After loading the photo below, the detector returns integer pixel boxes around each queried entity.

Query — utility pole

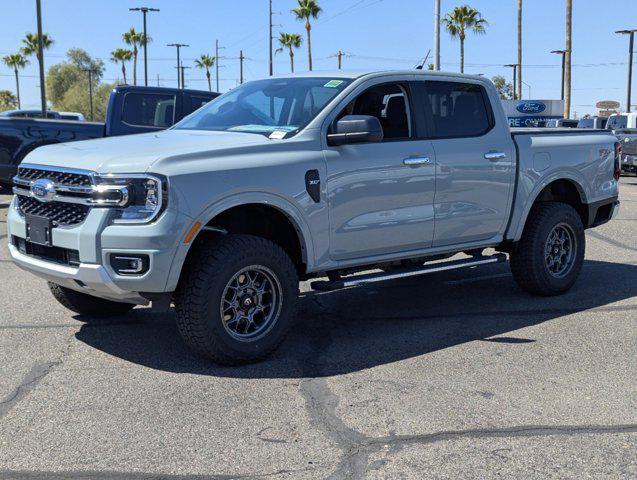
[616,29,637,113]
[239,50,245,84]
[156,73,160,87]
[215,39,225,92]
[505,64,518,101]
[564,0,572,119]
[177,62,191,89]
[129,7,159,87]
[35,0,47,117]
[517,0,523,99]
[337,50,343,70]
[551,50,568,101]
[82,69,97,121]
[269,0,274,76]
[167,43,188,89]
[434,0,441,70]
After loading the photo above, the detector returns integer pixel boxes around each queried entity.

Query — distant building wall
[502,99,565,127]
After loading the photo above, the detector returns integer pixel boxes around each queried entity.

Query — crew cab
[0,85,219,186]
[7,70,620,365]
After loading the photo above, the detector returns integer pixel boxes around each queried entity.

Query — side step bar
[311,253,508,292]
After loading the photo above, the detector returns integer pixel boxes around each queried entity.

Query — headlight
[95,174,167,224]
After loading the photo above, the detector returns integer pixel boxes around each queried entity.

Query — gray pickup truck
[7,70,621,365]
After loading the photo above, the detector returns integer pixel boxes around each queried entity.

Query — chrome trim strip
[13,184,129,207]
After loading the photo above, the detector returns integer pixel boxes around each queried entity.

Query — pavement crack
[0,361,60,419]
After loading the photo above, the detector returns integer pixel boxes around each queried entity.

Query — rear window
[607,115,628,130]
[577,119,593,128]
[425,81,492,138]
[122,93,176,127]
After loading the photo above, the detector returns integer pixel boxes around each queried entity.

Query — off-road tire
[48,282,135,317]
[174,234,299,365]
[510,202,585,296]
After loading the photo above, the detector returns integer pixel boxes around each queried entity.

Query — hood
[21,129,272,174]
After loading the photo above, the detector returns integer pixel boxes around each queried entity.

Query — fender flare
[165,192,315,291]
[509,171,589,242]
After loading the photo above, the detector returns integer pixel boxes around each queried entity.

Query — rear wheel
[48,282,135,317]
[174,235,299,365]
[510,202,585,296]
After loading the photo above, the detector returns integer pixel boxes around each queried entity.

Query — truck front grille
[622,142,637,156]
[17,196,90,227]
[17,167,93,187]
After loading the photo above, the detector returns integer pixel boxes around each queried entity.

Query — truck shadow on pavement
[75,259,637,378]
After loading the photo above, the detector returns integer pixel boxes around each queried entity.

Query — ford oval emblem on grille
[31,178,56,203]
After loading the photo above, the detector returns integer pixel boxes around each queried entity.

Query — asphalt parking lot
[0,179,635,480]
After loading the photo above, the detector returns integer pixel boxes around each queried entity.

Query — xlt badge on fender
[305,170,320,203]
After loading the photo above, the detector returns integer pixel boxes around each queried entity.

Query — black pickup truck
[0,85,219,186]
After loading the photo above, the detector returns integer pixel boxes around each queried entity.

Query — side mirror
[327,115,384,146]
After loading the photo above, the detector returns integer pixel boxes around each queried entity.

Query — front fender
[164,191,315,292]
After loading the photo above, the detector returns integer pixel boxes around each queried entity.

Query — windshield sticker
[269,131,289,140]
[324,79,344,88]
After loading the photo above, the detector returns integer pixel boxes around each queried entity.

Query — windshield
[174,77,352,137]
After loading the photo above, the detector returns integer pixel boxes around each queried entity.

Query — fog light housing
[110,254,150,276]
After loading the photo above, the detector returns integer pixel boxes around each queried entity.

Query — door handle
[484,151,507,162]
[403,157,431,166]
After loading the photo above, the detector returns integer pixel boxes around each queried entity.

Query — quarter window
[424,81,492,138]
[122,93,176,127]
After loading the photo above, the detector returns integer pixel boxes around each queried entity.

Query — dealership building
[502,100,565,127]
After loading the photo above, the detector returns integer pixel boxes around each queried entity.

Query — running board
[311,253,508,292]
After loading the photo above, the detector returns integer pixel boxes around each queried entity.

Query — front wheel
[174,235,299,365]
[510,202,585,296]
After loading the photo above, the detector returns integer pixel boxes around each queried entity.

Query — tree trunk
[564,0,572,118]
[289,48,294,73]
[133,47,138,86]
[207,70,211,92]
[121,62,127,85]
[14,68,20,110]
[517,0,523,99]
[460,37,465,73]
[306,21,313,71]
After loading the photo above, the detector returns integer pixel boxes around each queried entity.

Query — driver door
[323,78,437,261]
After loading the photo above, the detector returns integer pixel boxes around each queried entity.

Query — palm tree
[122,28,144,85]
[20,32,53,61]
[110,48,133,85]
[2,53,29,109]
[194,54,216,91]
[292,0,322,71]
[276,33,303,73]
[442,5,487,73]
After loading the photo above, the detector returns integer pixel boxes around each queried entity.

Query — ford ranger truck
[7,71,621,365]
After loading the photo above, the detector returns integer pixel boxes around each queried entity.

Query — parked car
[545,118,579,128]
[58,111,86,121]
[577,116,608,129]
[0,109,62,119]
[0,85,219,186]
[605,113,637,174]
[7,70,620,364]
[606,112,637,131]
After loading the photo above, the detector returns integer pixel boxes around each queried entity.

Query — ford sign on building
[502,99,564,127]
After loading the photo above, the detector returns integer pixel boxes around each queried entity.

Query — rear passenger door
[414,80,515,247]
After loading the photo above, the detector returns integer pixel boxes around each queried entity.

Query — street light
[616,29,637,112]
[167,43,188,89]
[130,7,160,87]
[35,0,47,117]
[505,64,519,100]
[551,50,568,101]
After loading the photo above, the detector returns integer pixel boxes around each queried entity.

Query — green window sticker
[324,79,344,88]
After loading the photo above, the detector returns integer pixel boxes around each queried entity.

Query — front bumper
[7,196,193,305]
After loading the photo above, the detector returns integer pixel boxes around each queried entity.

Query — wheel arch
[509,176,589,242]
[167,193,314,292]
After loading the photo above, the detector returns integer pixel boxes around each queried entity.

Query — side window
[337,83,412,140]
[187,96,213,116]
[122,93,176,127]
[424,81,492,138]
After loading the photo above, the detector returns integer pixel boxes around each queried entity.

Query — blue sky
[1,0,635,116]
